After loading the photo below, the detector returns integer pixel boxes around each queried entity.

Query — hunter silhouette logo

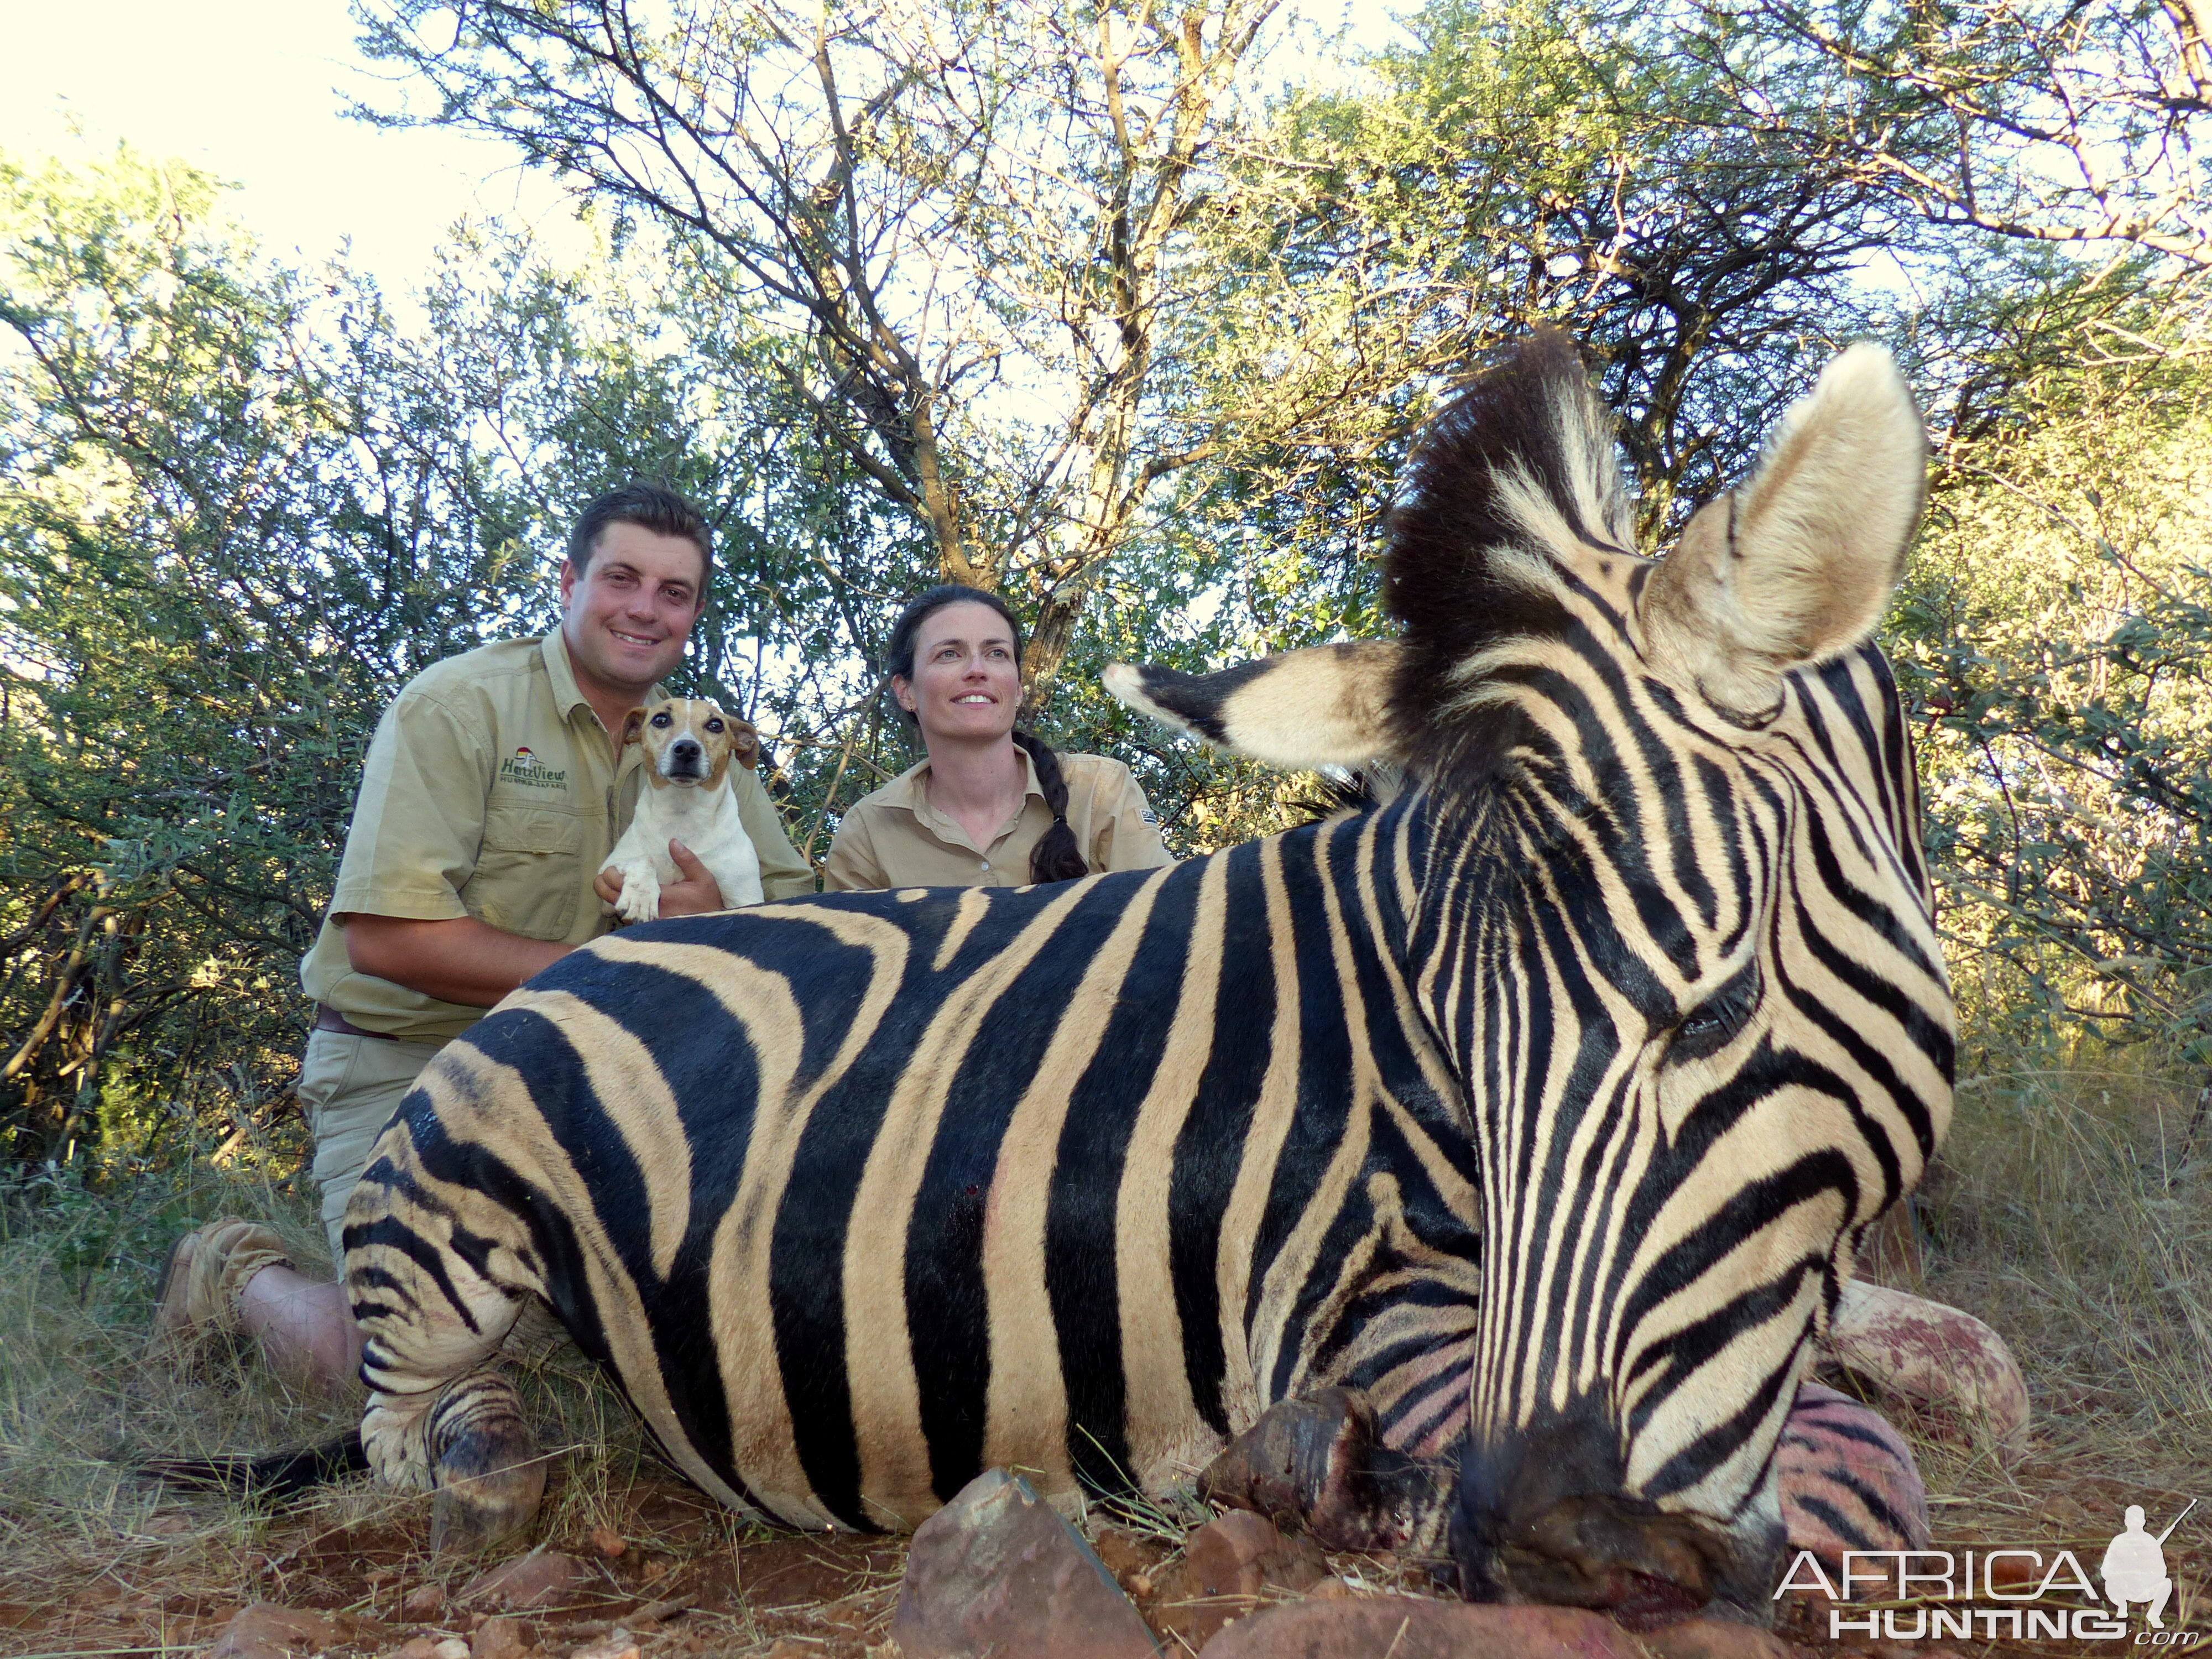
[2103,1500,2194,1628]
[1778,1496,2200,1643]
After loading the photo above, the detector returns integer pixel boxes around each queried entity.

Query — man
[2102,1504,2181,1627]
[151,482,812,1392]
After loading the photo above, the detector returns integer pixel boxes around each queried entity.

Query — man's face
[559,521,707,697]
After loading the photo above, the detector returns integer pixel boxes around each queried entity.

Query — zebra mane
[1383,328,1638,785]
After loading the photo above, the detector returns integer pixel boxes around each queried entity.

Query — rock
[568,1630,639,1659]
[432,1643,471,1659]
[1154,1510,1333,1649]
[589,1525,628,1559]
[1198,1387,1436,1552]
[401,1583,449,1619]
[1196,1599,1654,1657]
[389,1640,444,1659]
[461,1551,585,1611]
[207,1604,342,1659]
[1821,1281,2030,1451]
[1188,1511,1329,1596]
[890,1466,1161,1659]
[1305,1577,1361,1601]
[470,1615,529,1659]
[1639,1618,1804,1658]
[1775,1383,1930,1584]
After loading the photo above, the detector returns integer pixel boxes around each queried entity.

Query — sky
[3,2,1405,313]
[0,0,590,306]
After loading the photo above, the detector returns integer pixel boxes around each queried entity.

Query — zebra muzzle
[1462,1493,1741,1628]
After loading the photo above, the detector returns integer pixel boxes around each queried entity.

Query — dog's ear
[728,718,761,770]
[620,707,650,747]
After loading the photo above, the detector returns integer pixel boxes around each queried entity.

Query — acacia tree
[354,0,1307,707]
[1682,0,2212,269]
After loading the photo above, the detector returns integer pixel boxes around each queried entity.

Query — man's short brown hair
[566,482,712,594]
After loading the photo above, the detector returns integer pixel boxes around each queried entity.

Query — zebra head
[1108,330,1952,1621]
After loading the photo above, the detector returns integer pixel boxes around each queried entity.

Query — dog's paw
[614,869,661,925]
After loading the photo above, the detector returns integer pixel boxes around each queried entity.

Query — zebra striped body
[354,822,1483,1531]
[346,330,1954,1617]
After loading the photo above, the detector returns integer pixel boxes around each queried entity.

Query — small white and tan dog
[599,697,765,922]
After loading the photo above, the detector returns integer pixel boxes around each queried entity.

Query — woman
[824,585,1173,890]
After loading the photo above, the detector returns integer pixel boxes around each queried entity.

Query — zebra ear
[1103,641,1404,769]
[1642,344,1927,716]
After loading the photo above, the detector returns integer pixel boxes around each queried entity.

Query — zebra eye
[1668,957,1763,1065]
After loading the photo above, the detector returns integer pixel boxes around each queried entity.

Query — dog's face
[620,697,758,788]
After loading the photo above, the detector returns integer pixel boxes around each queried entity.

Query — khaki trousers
[296,1026,445,1266]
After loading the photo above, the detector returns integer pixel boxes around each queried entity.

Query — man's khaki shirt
[301,630,812,1042]
[823,750,1172,890]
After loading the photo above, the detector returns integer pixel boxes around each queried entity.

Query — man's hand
[592,839,726,920]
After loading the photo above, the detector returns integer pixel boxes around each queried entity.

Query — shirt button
[979,860,990,870]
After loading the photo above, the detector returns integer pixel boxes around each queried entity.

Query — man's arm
[733,767,816,899]
[344,914,570,1008]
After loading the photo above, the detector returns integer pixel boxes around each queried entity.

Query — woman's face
[895,601,1022,746]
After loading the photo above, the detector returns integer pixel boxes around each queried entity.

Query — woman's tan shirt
[823,750,1172,890]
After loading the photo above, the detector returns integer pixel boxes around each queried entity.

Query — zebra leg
[349,1159,547,1553]
[360,1358,547,1555]
[1199,1387,1442,1552]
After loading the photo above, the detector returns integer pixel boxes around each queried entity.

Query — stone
[461,1551,586,1611]
[1775,1383,1931,1585]
[471,1615,529,1659]
[589,1525,628,1559]
[1153,1510,1333,1649]
[1187,1511,1329,1597]
[1639,1618,1804,1658]
[890,1467,1161,1659]
[569,1630,640,1659]
[402,1584,449,1619]
[432,1643,470,1659]
[1198,1387,1436,1552]
[389,1640,444,1659]
[207,1604,342,1659]
[1196,1599,1655,1657]
[1821,1281,2030,1451]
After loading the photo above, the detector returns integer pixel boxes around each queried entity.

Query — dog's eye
[706,719,724,733]
[651,712,671,728]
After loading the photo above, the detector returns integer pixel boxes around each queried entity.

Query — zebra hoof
[1199,1386,1436,1553]
[426,1374,546,1556]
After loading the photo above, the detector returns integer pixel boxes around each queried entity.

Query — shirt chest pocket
[466,806,583,942]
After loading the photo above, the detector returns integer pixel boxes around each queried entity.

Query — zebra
[340,329,1950,1623]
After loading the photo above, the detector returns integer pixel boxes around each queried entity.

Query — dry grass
[1918,1057,2209,1485]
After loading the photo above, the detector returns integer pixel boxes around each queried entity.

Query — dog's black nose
[672,740,702,760]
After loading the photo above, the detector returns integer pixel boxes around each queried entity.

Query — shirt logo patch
[1139,807,1159,826]
[501,747,569,790]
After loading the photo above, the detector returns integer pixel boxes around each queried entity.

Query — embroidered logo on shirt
[1139,807,1159,826]
[500,747,569,790]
